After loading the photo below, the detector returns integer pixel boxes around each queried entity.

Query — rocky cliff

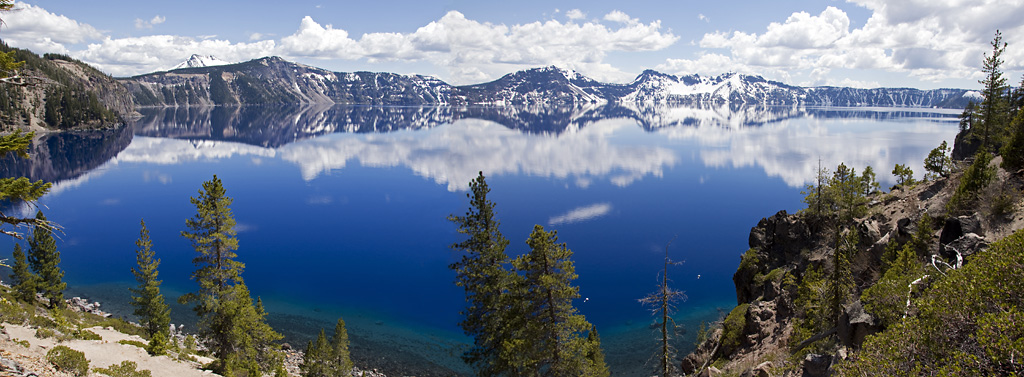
[0,46,132,131]
[681,157,1024,376]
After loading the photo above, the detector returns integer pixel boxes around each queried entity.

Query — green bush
[720,303,749,355]
[0,298,31,324]
[837,228,1024,375]
[947,151,995,214]
[29,315,58,329]
[118,339,148,349]
[93,360,153,377]
[76,329,103,341]
[35,327,57,339]
[46,345,89,376]
[14,339,30,348]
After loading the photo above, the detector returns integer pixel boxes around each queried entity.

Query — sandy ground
[2,324,217,377]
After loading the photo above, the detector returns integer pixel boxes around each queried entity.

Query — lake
[2,103,959,376]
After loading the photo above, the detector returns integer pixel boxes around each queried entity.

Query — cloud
[663,1,1024,85]
[76,36,275,76]
[548,203,613,226]
[135,15,166,29]
[1,1,104,54]
[603,10,637,24]
[4,4,675,83]
[276,10,677,84]
[698,14,709,23]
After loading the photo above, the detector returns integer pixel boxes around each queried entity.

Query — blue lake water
[2,104,959,376]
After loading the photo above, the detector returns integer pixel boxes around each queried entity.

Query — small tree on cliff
[977,30,1010,151]
[130,219,171,355]
[28,211,65,308]
[448,172,518,376]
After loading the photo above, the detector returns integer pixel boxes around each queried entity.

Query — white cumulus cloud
[662,1,1024,86]
[1,1,104,54]
[135,15,166,29]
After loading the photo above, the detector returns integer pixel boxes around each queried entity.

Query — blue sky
[2,0,1022,89]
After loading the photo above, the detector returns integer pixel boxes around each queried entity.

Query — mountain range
[122,56,976,109]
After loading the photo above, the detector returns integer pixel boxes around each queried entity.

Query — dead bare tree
[639,236,687,377]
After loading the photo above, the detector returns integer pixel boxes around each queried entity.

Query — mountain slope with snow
[122,56,973,109]
[170,54,232,70]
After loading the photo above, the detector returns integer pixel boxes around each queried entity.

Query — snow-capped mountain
[123,57,973,109]
[170,54,232,70]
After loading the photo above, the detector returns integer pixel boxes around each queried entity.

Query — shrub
[93,360,153,377]
[720,303,749,355]
[35,327,57,339]
[29,315,58,329]
[14,339,30,348]
[46,345,89,376]
[947,151,995,214]
[118,339,148,349]
[76,329,102,341]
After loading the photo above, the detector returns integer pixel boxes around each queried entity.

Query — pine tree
[10,243,38,303]
[330,318,354,376]
[513,225,603,377]
[1000,107,1024,170]
[300,329,330,377]
[28,211,64,308]
[448,172,518,376]
[1,130,53,240]
[923,141,952,179]
[179,175,282,375]
[129,219,171,355]
[585,325,610,377]
[978,30,1009,151]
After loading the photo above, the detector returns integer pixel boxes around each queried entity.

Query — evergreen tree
[891,164,915,187]
[179,175,282,376]
[584,326,610,377]
[978,30,1009,150]
[300,329,330,377]
[923,141,953,179]
[330,318,354,376]
[448,172,517,376]
[1,130,53,240]
[513,225,603,377]
[27,211,64,308]
[10,243,37,303]
[1000,107,1024,170]
[129,219,171,355]
[860,166,879,196]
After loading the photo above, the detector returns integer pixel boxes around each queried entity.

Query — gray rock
[802,353,832,377]
[838,300,879,348]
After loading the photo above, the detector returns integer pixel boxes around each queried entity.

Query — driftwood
[793,326,838,353]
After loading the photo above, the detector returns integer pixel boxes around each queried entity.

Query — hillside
[680,132,1024,375]
[0,44,132,131]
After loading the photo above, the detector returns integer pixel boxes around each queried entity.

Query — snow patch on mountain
[171,54,233,70]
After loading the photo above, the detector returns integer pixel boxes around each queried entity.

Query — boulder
[802,353,832,377]
[698,366,723,377]
[943,233,989,259]
[939,214,983,245]
[838,300,880,348]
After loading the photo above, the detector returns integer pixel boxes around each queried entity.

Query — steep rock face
[801,87,970,108]
[122,57,453,107]
[0,47,132,130]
